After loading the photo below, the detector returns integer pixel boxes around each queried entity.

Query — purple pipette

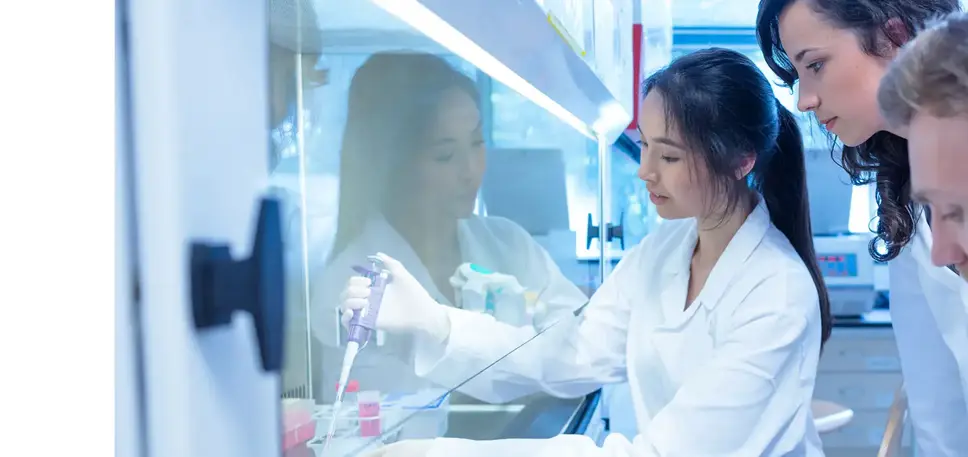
[324,255,392,451]
[346,256,391,346]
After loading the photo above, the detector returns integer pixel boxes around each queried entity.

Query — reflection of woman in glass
[313,51,587,400]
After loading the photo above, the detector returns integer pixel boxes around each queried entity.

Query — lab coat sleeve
[410,239,648,404]
[888,228,968,456]
[417,270,819,457]
[518,227,592,324]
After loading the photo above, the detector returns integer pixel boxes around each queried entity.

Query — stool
[812,399,854,433]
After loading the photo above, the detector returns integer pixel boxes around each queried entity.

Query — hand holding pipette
[339,252,451,343]
[326,255,395,453]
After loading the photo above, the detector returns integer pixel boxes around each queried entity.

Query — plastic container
[357,390,382,438]
[282,399,317,451]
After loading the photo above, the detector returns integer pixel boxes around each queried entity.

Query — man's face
[908,112,968,277]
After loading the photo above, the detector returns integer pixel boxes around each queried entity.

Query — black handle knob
[586,213,599,250]
[586,212,625,250]
[190,197,286,373]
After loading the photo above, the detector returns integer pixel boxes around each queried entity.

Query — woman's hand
[361,439,435,457]
[339,253,451,343]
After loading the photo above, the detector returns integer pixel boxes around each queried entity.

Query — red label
[628,24,644,131]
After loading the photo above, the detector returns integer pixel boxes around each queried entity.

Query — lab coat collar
[661,199,770,313]
[661,222,697,277]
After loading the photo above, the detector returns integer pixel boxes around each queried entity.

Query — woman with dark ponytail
[756,1,968,454]
[347,48,830,456]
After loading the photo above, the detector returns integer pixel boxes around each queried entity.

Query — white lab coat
[888,215,968,456]
[311,214,588,399]
[411,201,825,456]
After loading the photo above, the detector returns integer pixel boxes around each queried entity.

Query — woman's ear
[736,155,756,180]
[883,18,912,55]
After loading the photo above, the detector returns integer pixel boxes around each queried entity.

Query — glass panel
[269,1,599,454]
[490,80,604,293]
[608,144,659,258]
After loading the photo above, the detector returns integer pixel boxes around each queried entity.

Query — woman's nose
[638,163,655,183]
[796,85,819,113]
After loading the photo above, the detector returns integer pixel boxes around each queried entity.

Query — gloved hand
[339,252,451,343]
[449,263,538,325]
[361,439,435,457]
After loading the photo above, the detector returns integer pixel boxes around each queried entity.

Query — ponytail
[758,98,833,347]
[643,49,832,347]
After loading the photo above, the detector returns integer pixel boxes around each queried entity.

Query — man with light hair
[879,11,968,274]
[878,12,968,448]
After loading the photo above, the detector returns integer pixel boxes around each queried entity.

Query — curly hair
[755,0,961,261]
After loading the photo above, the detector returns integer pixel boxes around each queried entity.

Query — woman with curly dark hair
[756,0,968,454]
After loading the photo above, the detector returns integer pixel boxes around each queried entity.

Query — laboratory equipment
[451,263,544,325]
[813,235,878,316]
[481,148,570,237]
[324,256,392,450]
[128,0,629,453]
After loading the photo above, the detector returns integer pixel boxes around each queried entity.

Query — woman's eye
[433,151,455,162]
[661,156,679,163]
[807,60,825,74]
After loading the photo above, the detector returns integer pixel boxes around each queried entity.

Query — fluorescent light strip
[370,0,595,139]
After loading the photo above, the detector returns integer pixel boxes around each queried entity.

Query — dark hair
[329,52,480,260]
[756,0,961,261]
[643,48,832,345]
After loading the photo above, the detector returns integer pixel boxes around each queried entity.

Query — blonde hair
[878,11,968,128]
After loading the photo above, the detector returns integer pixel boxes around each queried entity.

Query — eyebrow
[638,125,686,150]
[653,136,687,150]
[912,189,940,205]
[793,47,819,63]
[430,120,483,145]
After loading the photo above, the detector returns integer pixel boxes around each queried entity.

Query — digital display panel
[817,253,858,278]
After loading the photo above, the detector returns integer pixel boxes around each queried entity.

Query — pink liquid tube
[357,390,382,438]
